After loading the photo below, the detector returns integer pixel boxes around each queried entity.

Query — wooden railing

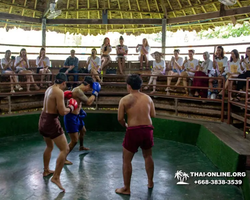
[0,72,225,123]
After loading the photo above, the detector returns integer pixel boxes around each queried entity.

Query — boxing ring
[0,112,249,200]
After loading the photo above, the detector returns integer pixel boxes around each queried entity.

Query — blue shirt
[64,56,79,71]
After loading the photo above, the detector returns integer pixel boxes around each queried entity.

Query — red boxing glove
[67,98,78,112]
[64,90,72,99]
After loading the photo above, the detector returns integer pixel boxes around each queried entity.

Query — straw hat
[151,51,163,59]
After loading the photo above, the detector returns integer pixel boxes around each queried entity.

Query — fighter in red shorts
[63,76,101,165]
[39,72,78,192]
[116,74,156,195]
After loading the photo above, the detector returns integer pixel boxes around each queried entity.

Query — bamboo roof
[0,0,249,35]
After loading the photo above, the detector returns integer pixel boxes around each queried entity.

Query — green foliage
[198,22,250,39]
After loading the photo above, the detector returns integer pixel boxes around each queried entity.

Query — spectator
[165,49,184,95]
[86,48,101,82]
[116,36,128,75]
[136,38,150,70]
[144,51,166,94]
[175,49,199,96]
[100,37,112,71]
[219,49,245,100]
[36,48,51,88]
[60,49,79,89]
[1,50,23,93]
[192,52,214,98]
[15,48,40,92]
[212,46,228,97]
[234,47,250,101]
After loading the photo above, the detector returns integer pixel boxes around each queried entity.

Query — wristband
[67,105,73,112]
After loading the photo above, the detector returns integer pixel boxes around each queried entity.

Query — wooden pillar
[42,18,46,47]
[162,18,166,58]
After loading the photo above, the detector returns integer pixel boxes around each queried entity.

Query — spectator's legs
[139,55,143,70]
[91,68,101,82]
[118,58,124,74]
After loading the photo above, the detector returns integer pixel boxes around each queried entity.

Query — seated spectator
[116,36,128,75]
[36,47,51,88]
[15,48,40,92]
[234,47,250,101]
[59,49,79,89]
[219,49,245,100]
[212,46,228,97]
[192,52,214,98]
[144,51,165,94]
[100,37,112,71]
[165,49,184,95]
[86,48,101,82]
[136,38,150,70]
[175,49,199,96]
[1,50,23,93]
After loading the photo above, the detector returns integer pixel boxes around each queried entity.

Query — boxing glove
[78,109,87,120]
[67,98,78,112]
[64,90,73,99]
[92,82,101,97]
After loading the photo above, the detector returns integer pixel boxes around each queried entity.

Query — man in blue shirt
[60,49,79,89]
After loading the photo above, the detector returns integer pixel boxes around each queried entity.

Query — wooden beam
[42,18,46,47]
[4,0,15,29]
[0,1,40,14]
[45,5,250,25]
[162,18,166,58]
[168,6,250,24]
[0,12,41,23]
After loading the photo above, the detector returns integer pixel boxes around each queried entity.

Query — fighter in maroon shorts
[116,74,156,195]
[38,72,78,192]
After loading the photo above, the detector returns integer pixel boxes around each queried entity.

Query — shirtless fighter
[63,76,101,165]
[115,74,156,195]
[39,72,78,192]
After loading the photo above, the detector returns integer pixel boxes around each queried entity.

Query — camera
[11,56,15,60]
[241,55,244,60]
[104,46,107,51]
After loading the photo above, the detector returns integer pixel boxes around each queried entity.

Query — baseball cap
[55,72,67,84]
[83,76,94,88]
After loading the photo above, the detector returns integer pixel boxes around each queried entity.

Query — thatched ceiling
[0,0,249,35]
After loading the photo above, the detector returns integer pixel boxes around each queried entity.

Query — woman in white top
[136,38,150,70]
[86,48,101,82]
[1,50,23,93]
[234,47,250,101]
[116,36,128,75]
[144,51,166,94]
[219,49,245,99]
[175,49,199,96]
[100,37,112,71]
[36,48,51,88]
[192,52,214,98]
[15,48,40,92]
[212,46,228,96]
[165,49,184,94]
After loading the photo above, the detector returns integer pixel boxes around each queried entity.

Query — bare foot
[51,177,65,192]
[64,160,73,165]
[148,181,154,189]
[150,91,155,94]
[79,146,90,151]
[115,187,131,195]
[144,86,149,90]
[35,85,40,90]
[43,169,55,177]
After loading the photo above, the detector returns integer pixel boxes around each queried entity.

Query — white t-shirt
[116,45,128,55]
[226,59,244,74]
[184,59,199,77]
[1,58,13,70]
[138,45,150,58]
[201,59,214,77]
[15,56,30,69]
[87,56,101,71]
[242,58,250,71]
[101,45,112,55]
[170,57,184,71]
[36,56,50,68]
[215,57,228,74]
[152,60,166,75]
